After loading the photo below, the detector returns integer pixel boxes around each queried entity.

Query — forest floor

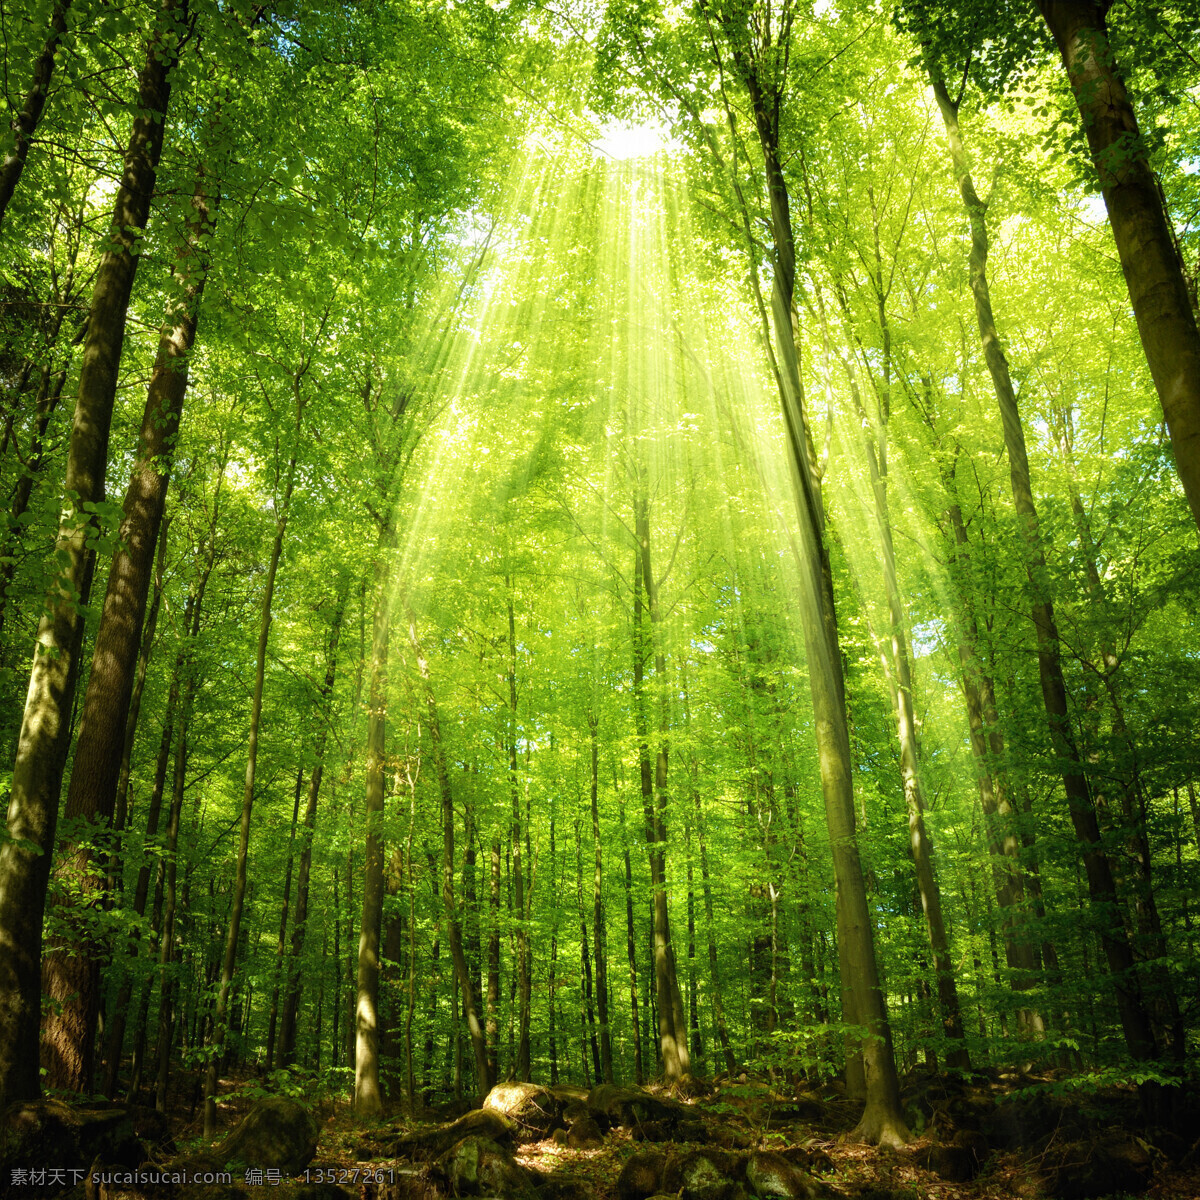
[148,1066,1200,1200]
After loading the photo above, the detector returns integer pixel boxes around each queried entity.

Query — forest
[0,0,1198,1196]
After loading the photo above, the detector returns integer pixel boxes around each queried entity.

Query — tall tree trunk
[505,587,532,1080]
[126,504,216,1101]
[43,170,216,1095]
[0,365,68,641]
[108,513,170,901]
[940,467,1046,1036]
[618,786,643,1085]
[102,653,177,1100]
[204,389,302,1137]
[830,302,969,1069]
[692,787,735,1073]
[630,488,689,1081]
[1050,426,1185,1062]
[278,588,347,1067]
[575,815,601,1082]
[153,646,199,1114]
[932,73,1159,1071]
[738,59,907,1140]
[356,519,395,1116]
[0,0,73,227]
[589,712,613,1082]
[409,613,493,1100]
[486,836,501,1086]
[0,0,187,1106]
[1035,0,1200,532]
[266,767,305,1070]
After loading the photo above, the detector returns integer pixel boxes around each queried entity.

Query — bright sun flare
[591,119,672,159]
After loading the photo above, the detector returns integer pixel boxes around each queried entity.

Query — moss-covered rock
[213,1097,317,1176]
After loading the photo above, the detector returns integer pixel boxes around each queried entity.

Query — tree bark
[505,587,532,1080]
[43,170,215,1096]
[693,786,735,1073]
[589,712,613,1082]
[355,518,395,1116]
[278,588,347,1067]
[0,0,73,227]
[0,0,187,1107]
[0,365,68,641]
[618,782,644,1085]
[828,292,970,1069]
[1035,0,1200,532]
[943,482,1045,1035]
[931,71,1159,1069]
[204,387,302,1137]
[718,46,908,1140]
[631,485,690,1082]
[266,767,305,1071]
[409,612,494,1101]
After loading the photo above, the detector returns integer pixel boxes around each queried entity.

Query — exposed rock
[589,1084,684,1133]
[778,1143,834,1175]
[630,1119,676,1143]
[566,1114,604,1148]
[482,1082,566,1140]
[212,1096,317,1176]
[923,1142,976,1183]
[433,1135,536,1198]
[124,1105,175,1155]
[662,1148,744,1200]
[548,1084,590,1108]
[616,1148,666,1200]
[744,1150,820,1198]
[1,1100,144,1191]
[382,1108,516,1161]
[1043,1132,1154,1199]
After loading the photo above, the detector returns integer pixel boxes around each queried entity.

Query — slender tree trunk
[409,613,493,1100]
[630,489,689,1081]
[486,836,501,1086]
[103,677,176,1098]
[355,518,396,1116]
[153,657,197,1113]
[1035,0,1200,531]
[0,366,68,640]
[932,73,1159,1071]
[685,826,702,1070]
[618,782,644,1084]
[505,588,532,1080]
[128,571,208,1099]
[588,713,613,1082]
[109,513,170,901]
[732,61,907,1140]
[941,476,1046,1035]
[279,588,347,1066]
[204,393,302,1137]
[833,328,969,1068]
[575,815,601,1082]
[0,0,73,227]
[352,535,391,1113]
[692,788,735,1073]
[43,171,216,1095]
[0,0,187,1107]
[266,767,305,1070]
